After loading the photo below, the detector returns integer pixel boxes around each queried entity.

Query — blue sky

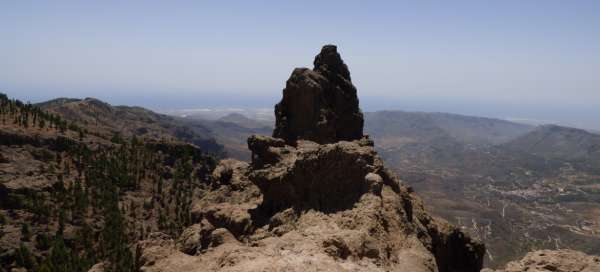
[1,1,599,129]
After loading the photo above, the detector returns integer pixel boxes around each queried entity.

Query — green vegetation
[36,233,51,251]
[21,223,31,241]
[0,93,83,135]
[15,243,34,270]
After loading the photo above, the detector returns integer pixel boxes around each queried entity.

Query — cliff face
[138,45,484,272]
[273,45,364,145]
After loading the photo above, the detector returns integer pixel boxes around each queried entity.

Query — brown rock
[137,45,484,272]
[176,219,215,255]
[87,262,106,272]
[249,137,382,214]
[207,228,239,248]
[273,45,364,144]
[162,134,483,271]
[191,202,254,237]
[247,135,285,168]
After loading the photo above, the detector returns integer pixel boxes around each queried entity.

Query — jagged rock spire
[273,45,364,144]
[313,44,351,81]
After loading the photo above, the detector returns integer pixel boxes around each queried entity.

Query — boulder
[176,219,215,255]
[87,262,106,272]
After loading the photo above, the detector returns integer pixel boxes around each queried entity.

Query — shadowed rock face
[273,45,364,144]
[248,135,380,214]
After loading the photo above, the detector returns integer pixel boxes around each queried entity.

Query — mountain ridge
[36,97,225,156]
[503,124,600,162]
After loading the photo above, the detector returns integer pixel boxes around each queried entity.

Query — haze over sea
[2,1,599,129]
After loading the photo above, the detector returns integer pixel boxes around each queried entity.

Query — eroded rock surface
[273,45,364,144]
[140,139,484,272]
[248,135,381,214]
[137,45,484,272]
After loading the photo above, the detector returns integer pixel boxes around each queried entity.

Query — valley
[368,112,600,268]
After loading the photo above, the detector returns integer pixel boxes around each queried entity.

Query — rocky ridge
[38,97,224,155]
[137,45,485,272]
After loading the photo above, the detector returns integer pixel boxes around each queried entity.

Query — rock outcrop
[137,45,484,272]
[248,135,381,214]
[483,250,600,272]
[273,45,364,144]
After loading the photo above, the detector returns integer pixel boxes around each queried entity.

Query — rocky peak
[273,45,364,144]
[137,46,485,272]
[313,44,351,81]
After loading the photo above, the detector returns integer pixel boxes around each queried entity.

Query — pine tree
[20,223,31,241]
[36,233,51,251]
[101,191,134,272]
[48,237,72,272]
[15,243,34,269]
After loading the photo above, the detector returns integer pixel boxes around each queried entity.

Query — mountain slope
[0,93,219,271]
[160,109,533,162]
[363,113,600,268]
[217,113,272,129]
[365,111,534,149]
[503,125,600,162]
[184,119,271,160]
[37,97,224,155]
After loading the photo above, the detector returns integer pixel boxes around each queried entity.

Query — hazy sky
[1,1,599,129]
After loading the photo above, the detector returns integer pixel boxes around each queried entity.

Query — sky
[1,1,599,129]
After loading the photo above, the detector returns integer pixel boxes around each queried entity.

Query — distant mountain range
[364,111,535,148]
[503,125,600,162]
[159,107,274,123]
[38,98,275,160]
[38,99,600,164]
[38,97,225,155]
